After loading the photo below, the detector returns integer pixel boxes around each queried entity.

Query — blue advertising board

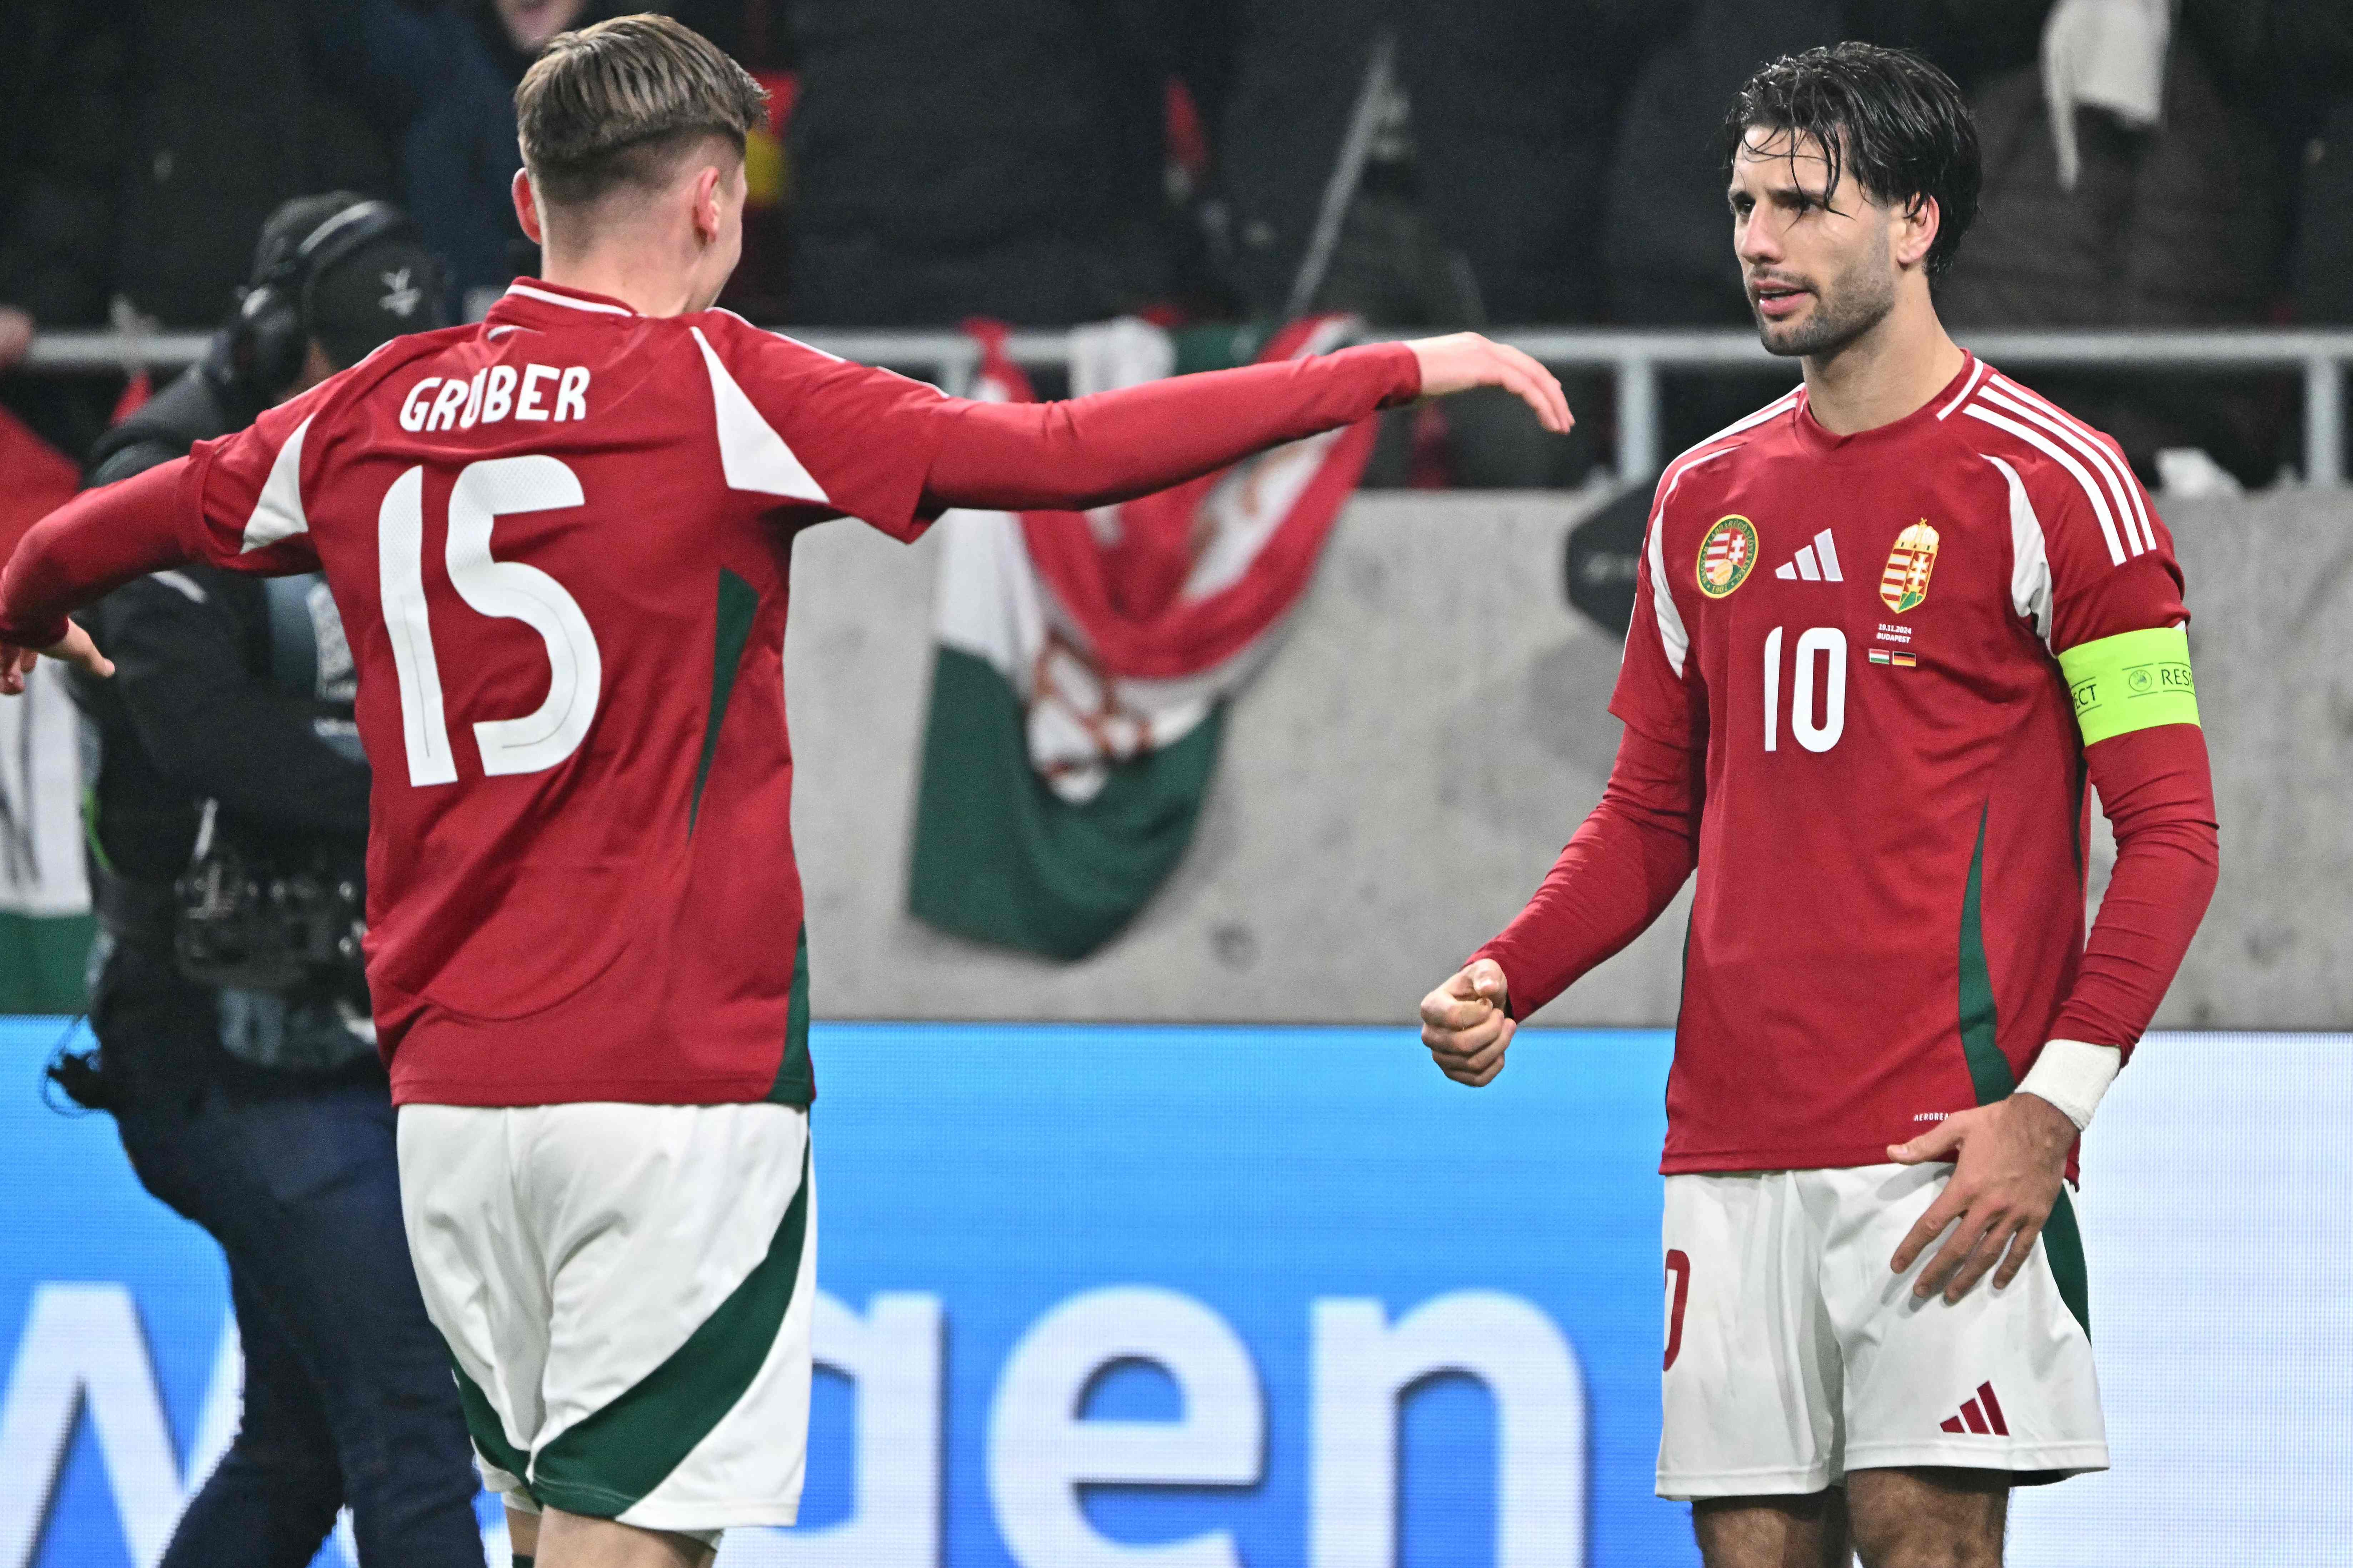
[3,1021,2348,1567]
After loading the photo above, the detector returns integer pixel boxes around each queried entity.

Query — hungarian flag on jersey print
[908,315,1378,959]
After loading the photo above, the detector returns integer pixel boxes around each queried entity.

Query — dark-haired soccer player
[1420,42,2217,1568]
[0,15,1569,1568]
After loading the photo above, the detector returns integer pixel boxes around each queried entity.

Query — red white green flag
[908,315,1378,958]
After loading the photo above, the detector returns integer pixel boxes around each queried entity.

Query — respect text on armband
[2058,627,2199,746]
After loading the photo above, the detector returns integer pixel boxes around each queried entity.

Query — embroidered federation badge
[1879,521,1941,614]
[1697,516,1759,599]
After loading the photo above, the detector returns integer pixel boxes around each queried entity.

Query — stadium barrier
[25,326,2353,486]
[788,489,2346,1030]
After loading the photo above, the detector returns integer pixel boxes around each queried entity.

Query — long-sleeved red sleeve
[1471,721,1704,1020]
[918,342,1420,513]
[0,459,196,648]
[2050,722,2220,1058]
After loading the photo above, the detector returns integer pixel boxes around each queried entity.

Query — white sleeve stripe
[1982,453,2052,646]
[1977,385,2145,559]
[1961,403,2127,566]
[239,414,315,553]
[1934,358,1988,419]
[1984,376,2157,553]
[1642,444,1741,678]
[1644,507,1688,677]
[1987,374,2158,553]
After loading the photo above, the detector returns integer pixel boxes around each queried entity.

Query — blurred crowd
[4,0,2352,485]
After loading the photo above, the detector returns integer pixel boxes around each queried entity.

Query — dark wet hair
[1723,42,1981,277]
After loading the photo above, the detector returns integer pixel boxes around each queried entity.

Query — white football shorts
[1657,1161,2107,1499]
[397,1100,816,1539]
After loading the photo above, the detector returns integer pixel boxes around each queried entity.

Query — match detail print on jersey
[2057,625,2199,745]
[1697,516,1759,598]
[1878,521,1939,613]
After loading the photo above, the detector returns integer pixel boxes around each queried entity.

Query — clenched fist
[1418,958,1515,1087]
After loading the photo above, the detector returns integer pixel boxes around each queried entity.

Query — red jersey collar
[1789,352,1982,458]
[484,278,641,327]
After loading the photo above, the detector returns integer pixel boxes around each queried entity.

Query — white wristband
[2015,1039,2123,1131]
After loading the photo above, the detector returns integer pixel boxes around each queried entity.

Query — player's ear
[1896,193,1940,272]
[513,170,545,247]
[691,164,725,245]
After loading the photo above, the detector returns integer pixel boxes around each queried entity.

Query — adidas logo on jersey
[1774,529,1843,582]
[1939,1381,2010,1436]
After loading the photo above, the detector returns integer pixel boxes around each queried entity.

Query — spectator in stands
[782,0,1195,326]
[1207,0,1643,484]
[55,193,482,1568]
[2281,3,2353,323]
[1938,0,2310,484]
[315,0,648,318]
[0,2,127,462]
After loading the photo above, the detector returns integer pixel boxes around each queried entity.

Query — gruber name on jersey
[0,279,1424,1109]
[1476,356,2219,1173]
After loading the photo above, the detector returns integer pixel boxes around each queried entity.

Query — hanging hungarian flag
[0,408,93,1010]
[908,315,1379,959]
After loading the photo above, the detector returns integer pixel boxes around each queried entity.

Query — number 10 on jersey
[1762,625,1847,754]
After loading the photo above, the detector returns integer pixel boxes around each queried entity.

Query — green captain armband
[2058,626,2199,745]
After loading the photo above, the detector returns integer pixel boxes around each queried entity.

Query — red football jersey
[176,280,958,1107]
[1616,356,2189,1172]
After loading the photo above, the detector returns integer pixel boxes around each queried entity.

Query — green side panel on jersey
[769,923,814,1106]
[908,645,1224,960]
[691,569,762,834]
[1957,806,2016,1106]
[0,912,93,1014]
[2058,626,2198,747]
[2044,1185,2092,1338]
[447,1356,538,1504]
[533,1138,812,1517]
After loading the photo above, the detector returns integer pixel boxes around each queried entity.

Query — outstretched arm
[0,459,194,691]
[1420,719,1704,1086]
[918,333,1570,514]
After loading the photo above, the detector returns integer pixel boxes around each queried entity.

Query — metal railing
[27,325,2353,486]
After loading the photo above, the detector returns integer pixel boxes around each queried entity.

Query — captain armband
[2057,625,2199,746]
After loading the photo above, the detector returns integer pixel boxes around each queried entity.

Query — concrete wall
[785,491,2352,1028]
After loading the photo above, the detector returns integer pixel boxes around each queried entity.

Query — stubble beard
[1753,246,1898,361]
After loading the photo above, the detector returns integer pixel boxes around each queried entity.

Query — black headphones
[228,199,444,394]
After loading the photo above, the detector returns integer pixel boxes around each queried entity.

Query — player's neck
[1798,296,1966,437]
[540,247,721,320]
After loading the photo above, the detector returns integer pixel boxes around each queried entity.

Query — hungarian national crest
[1697,516,1759,599]
[1880,521,1940,614]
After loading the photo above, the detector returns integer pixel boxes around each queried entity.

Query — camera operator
[60,193,485,1568]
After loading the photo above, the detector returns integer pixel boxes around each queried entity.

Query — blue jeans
[115,1077,485,1568]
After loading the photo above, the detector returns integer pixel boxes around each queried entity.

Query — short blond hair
[516,14,768,208]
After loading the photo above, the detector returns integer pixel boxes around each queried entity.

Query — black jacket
[75,355,376,1107]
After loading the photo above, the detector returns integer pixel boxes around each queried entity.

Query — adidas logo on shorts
[1939,1381,2010,1436]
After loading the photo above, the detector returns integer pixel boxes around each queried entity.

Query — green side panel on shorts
[2043,1185,2092,1339]
[532,1137,813,1517]
[769,923,813,1106]
[447,1356,539,1505]
[691,569,761,834]
[1957,804,2017,1106]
